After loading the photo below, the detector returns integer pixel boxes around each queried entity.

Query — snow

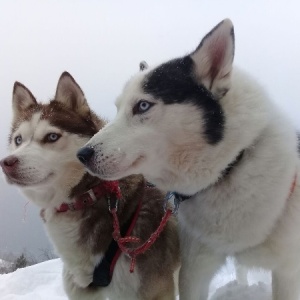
[0,259,65,300]
[212,282,270,300]
[0,258,272,300]
[208,258,271,300]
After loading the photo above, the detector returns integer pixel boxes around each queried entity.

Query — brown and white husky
[0,72,179,300]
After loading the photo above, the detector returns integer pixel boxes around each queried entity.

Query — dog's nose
[0,155,19,172]
[77,147,95,165]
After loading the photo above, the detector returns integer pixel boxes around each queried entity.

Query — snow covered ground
[0,258,272,300]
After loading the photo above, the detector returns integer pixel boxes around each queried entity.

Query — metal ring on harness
[163,192,180,215]
[108,196,119,212]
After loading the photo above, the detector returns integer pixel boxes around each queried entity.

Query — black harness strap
[89,212,133,287]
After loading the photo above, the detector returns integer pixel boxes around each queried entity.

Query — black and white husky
[0,72,179,299]
[78,19,300,300]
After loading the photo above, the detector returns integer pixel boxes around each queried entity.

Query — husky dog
[0,72,179,300]
[78,19,300,300]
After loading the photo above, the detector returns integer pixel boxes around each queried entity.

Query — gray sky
[1,0,300,258]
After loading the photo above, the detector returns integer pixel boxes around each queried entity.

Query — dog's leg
[153,281,176,300]
[140,273,176,300]
[179,244,225,300]
[63,267,106,300]
[156,280,176,300]
[272,269,300,300]
[72,269,93,288]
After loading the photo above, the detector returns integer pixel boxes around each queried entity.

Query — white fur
[85,20,300,300]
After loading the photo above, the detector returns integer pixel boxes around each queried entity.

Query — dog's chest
[102,255,141,299]
[44,211,87,258]
[178,182,287,254]
[44,211,142,298]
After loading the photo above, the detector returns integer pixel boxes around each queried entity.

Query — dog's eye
[14,135,22,146]
[45,133,61,143]
[132,100,154,115]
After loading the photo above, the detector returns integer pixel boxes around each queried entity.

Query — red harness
[111,201,173,273]
[109,199,142,275]
[56,173,297,275]
[56,180,172,274]
[56,181,121,213]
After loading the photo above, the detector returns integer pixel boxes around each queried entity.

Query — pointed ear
[55,72,89,115]
[12,82,37,120]
[139,61,148,71]
[191,19,234,98]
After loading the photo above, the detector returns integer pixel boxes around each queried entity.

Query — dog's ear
[191,19,234,99]
[12,82,37,120]
[55,72,89,116]
[139,61,148,71]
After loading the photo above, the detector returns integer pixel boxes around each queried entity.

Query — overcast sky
[1,0,300,258]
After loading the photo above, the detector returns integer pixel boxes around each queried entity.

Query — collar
[165,151,297,215]
[56,181,121,213]
[165,150,245,210]
[221,150,244,177]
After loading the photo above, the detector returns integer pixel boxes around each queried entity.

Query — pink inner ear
[209,36,228,82]
[191,19,234,90]
[13,85,37,113]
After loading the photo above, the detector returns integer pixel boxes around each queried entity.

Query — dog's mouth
[129,155,145,170]
[86,155,145,181]
[5,172,54,187]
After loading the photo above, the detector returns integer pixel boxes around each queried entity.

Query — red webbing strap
[111,207,173,273]
[109,199,143,276]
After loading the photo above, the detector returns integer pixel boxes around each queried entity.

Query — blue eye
[14,135,22,146]
[132,100,154,115]
[45,133,61,143]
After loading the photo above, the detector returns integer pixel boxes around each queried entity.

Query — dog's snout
[0,155,19,171]
[77,147,95,165]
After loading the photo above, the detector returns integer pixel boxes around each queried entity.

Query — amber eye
[14,135,22,146]
[45,133,61,143]
[132,100,154,115]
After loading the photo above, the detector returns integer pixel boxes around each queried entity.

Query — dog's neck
[69,172,102,200]
[166,149,245,203]
[56,177,123,213]
[220,150,245,178]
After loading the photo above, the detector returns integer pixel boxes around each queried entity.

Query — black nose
[77,147,95,165]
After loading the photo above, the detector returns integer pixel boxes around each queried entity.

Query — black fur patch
[142,56,225,144]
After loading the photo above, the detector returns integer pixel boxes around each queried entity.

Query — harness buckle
[67,202,76,211]
[87,189,97,202]
[163,192,180,215]
[108,196,119,212]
